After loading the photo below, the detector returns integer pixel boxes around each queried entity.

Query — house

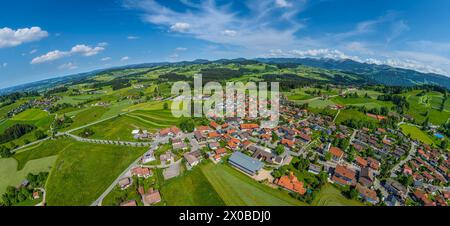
[33,191,40,200]
[209,142,220,150]
[210,121,221,130]
[358,167,375,187]
[172,140,188,150]
[214,148,227,161]
[184,151,200,167]
[159,128,172,137]
[142,152,156,163]
[329,147,344,162]
[229,152,264,176]
[142,189,162,205]
[227,141,238,150]
[131,167,153,178]
[356,184,379,204]
[160,151,174,163]
[412,189,436,206]
[355,156,368,168]
[308,163,321,175]
[170,126,182,137]
[120,200,137,206]
[332,165,356,186]
[385,195,401,206]
[240,123,259,131]
[384,179,408,200]
[118,177,133,190]
[298,133,311,143]
[194,131,207,143]
[367,157,381,171]
[275,172,306,195]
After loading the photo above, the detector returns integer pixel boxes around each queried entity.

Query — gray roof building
[229,152,264,175]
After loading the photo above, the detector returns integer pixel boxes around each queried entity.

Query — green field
[13,139,73,170]
[331,96,393,109]
[335,109,379,124]
[400,124,434,145]
[401,91,450,125]
[61,106,108,131]
[0,156,57,194]
[45,140,146,206]
[160,164,225,206]
[84,110,180,141]
[201,163,306,206]
[311,184,363,206]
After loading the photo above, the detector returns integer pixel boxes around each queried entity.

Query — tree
[163,102,169,110]
[179,118,195,132]
[34,130,47,140]
[275,145,285,155]
[0,146,13,158]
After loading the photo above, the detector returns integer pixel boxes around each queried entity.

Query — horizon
[2,56,449,91]
[1,0,450,89]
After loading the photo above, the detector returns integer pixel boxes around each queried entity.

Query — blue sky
[1,0,450,89]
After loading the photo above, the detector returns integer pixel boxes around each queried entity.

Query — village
[107,96,449,207]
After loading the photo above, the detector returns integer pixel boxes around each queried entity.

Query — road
[90,136,169,206]
[389,142,417,177]
[35,188,46,206]
[64,132,153,147]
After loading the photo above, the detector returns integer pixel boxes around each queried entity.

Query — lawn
[201,163,307,206]
[400,124,434,145]
[402,91,450,125]
[45,141,147,206]
[84,109,180,141]
[13,138,74,170]
[335,109,379,125]
[61,106,108,131]
[160,164,225,206]
[311,184,363,206]
[0,156,57,194]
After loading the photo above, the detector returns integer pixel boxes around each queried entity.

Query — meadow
[45,140,147,206]
[311,184,363,206]
[84,109,180,141]
[400,124,435,145]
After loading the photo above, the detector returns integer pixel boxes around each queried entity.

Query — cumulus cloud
[124,0,306,50]
[170,22,191,32]
[222,30,237,37]
[121,56,130,61]
[58,62,78,70]
[0,27,48,48]
[31,50,70,64]
[275,0,292,8]
[175,47,187,51]
[31,43,106,64]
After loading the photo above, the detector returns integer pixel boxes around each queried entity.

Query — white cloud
[30,49,38,54]
[0,27,48,48]
[58,62,78,70]
[98,42,109,47]
[275,0,292,8]
[124,0,306,51]
[31,44,106,64]
[31,50,70,64]
[222,30,237,37]
[121,56,130,61]
[127,36,140,40]
[170,22,191,32]
[101,57,112,61]
[175,47,187,51]
[71,44,105,56]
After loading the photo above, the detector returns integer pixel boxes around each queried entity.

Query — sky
[1,0,450,89]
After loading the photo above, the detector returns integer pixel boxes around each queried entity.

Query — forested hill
[255,58,450,89]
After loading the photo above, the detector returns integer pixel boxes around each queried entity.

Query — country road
[91,136,170,206]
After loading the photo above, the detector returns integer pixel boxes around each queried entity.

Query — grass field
[61,106,108,131]
[201,163,307,206]
[311,184,363,206]
[400,124,434,145]
[13,139,74,170]
[85,109,179,141]
[160,164,225,206]
[45,140,147,206]
[402,91,450,125]
[335,109,379,124]
[0,156,57,194]
[331,96,393,109]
